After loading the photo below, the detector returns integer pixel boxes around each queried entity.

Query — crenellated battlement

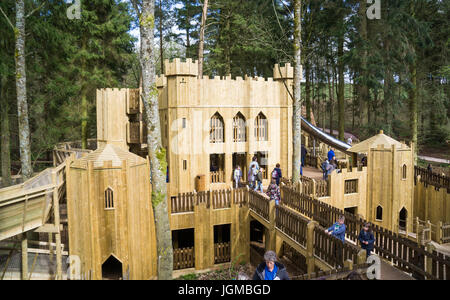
[164,58,198,77]
[273,63,295,80]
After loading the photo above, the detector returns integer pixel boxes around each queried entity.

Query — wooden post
[21,233,28,280]
[306,221,318,274]
[438,221,443,244]
[311,178,317,198]
[425,243,436,280]
[52,170,62,280]
[357,250,367,266]
[416,217,420,244]
[344,259,353,271]
[266,200,277,252]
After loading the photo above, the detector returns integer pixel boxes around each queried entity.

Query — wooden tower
[350,131,414,233]
[66,144,157,280]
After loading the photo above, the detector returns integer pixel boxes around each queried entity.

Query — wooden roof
[348,131,407,154]
[72,144,146,168]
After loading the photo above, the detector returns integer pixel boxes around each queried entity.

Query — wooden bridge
[170,185,449,280]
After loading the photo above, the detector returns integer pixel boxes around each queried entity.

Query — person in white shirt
[233,166,242,189]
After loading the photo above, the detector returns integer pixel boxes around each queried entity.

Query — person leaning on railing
[325,215,346,243]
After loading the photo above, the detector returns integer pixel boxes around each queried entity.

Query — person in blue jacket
[325,216,346,242]
[358,222,375,258]
[253,251,290,280]
[327,148,336,163]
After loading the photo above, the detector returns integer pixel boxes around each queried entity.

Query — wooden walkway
[248,187,450,280]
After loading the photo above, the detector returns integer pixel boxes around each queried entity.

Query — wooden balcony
[127,122,147,144]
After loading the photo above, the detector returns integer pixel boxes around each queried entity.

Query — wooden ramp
[0,163,65,241]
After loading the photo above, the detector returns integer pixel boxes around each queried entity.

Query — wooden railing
[415,166,449,192]
[282,243,307,272]
[214,242,231,264]
[313,226,361,268]
[211,189,231,210]
[171,192,196,214]
[440,223,450,244]
[292,264,369,280]
[281,186,315,219]
[281,185,450,279]
[171,188,247,214]
[248,190,270,222]
[305,154,319,168]
[275,205,308,248]
[316,179,330,197]
[211,171,225,184]
[173,247,195,270]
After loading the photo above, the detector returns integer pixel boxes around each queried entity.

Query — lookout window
[105,188,114,210]
[255,113,268,141]
[210,113,225,143]
[233,113,247,142]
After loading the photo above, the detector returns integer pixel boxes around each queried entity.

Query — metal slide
[301,117,352,153]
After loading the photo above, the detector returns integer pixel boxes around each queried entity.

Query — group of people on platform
[233,156,283,205]
[251,218,375,280]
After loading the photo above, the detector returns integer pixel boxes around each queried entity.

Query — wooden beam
[34,224,63,233]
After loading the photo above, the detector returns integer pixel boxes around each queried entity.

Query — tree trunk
[198,0,208,78]
[292,0,302,183]
[137,0,173,279]
[358,0,368,128]
[337,18,345,141]
[383,38,392,135]
[409,62,418,162]
[305,62,311,122]
[15,0,33,179]
[327,62,334,137]
[159,0,164,74]
[1,75,12,187]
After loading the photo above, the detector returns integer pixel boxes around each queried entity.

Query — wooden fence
[305,154,319,169]
[248,190,270,222]
[171,192,196,214]
[313,226,360,268]
[211,171,225,184]
[292,264,369,280]
[415,166,449,192]
[214,242,231,264]
[282,243,308,272]
[211,189,231,210]
[281,185,450,280]
[171,188,246,214]
[441,223,450,244]
[173,247,195,270]
[316,179,329,197]
[275,205,309,248]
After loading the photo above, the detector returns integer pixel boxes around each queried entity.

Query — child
[358,223,375,258]
[266,179,281,205]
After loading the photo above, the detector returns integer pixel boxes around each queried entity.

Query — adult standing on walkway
[272,164,282,186]
[253,251,290,280]
[301,145,308,167]
[250,156,260,171]
[266,179,281,205]
[233,166,242,189]
[358,223,375,258]
[248,165,256,189]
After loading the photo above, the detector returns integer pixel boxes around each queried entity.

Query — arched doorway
[399,208,408,231]
[102,255,123,280]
